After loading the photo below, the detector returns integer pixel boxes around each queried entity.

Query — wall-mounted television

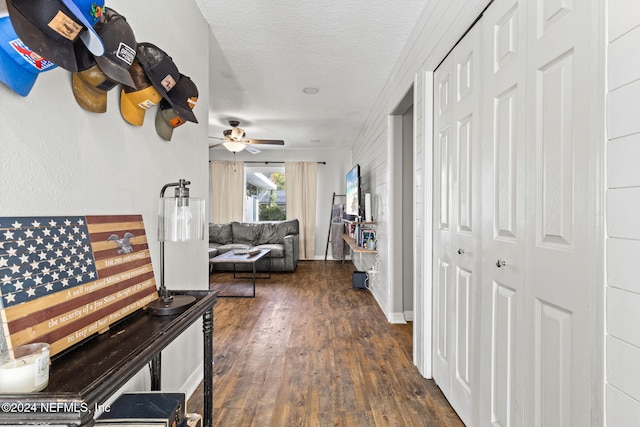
[345,164,360,221]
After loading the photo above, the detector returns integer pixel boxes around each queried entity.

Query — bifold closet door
[521,0,595,424]
[477,0,597,425]
[478,0,527,425]
[432,23,482,427]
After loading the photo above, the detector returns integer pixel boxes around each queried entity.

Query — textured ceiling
[196,0,429,152]
[0,0,430,152]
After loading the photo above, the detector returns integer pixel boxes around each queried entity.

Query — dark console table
[0,290,217,427]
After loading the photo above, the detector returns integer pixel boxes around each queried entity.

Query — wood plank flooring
[189,261,463,426]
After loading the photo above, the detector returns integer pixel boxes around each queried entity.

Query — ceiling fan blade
[209,142,224,148]
[246,139,285,145]
[244,145,261,154]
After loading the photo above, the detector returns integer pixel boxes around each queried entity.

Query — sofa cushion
[209,223,233,244]
[254,244,285,258]
[231,222,261,245]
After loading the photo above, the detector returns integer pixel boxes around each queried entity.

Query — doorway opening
[390,87,415,331]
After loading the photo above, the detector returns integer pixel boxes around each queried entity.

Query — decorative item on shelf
[0,342,50,393]
[367,239,376,251]
[147,179,205,316]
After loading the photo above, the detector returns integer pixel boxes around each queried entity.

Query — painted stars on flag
[0,216,98,308]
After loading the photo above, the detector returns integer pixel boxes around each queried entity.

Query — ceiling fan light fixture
[230,127,245,140]
[222,141,246,153]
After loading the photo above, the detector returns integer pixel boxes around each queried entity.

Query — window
[244,166,286,222]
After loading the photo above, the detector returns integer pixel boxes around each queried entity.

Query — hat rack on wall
[0,0,199,141]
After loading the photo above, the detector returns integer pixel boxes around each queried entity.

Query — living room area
[204,148,443,423]
[0,0,480,425]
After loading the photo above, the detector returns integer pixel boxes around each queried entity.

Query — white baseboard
[389,312,408,324]
[311,255,350,261]
[182,362,204,401]
[404,311,414,321]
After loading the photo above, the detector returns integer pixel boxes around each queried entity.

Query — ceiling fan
[209,120,285,154]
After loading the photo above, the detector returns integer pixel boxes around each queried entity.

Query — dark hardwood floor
[189,260,463,426]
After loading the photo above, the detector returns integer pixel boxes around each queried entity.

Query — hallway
[189,261,463,426]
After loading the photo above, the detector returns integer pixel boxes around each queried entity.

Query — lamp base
[147,295,197,316]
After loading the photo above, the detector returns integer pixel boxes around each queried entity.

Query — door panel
[439,130,451,229]
[458,115,474,233]
[536,50,575,248]
[494,86,519,242]
[456,266,472,393]
[480,0,527,425]
[437,259,450,363]
[492,282,517,426]
[526,0,593,424]
[535,300,572,427]
[433,54,454,400]
[433,23,482,427]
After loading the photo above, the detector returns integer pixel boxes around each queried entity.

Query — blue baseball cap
[60,0,105,57]
[0,16,57,96]
[6,0,105,72]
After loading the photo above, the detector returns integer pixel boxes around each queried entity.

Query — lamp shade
[158,196,205,242]
[222,141,246,153]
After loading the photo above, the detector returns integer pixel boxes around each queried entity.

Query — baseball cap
[59,0,105,56]
[155,100,187,141]
[0,16,57,96]
[136,42,180,103]
[164,73,198,123]
[6,0,105,72]
[70,40,116,112]
[93,7,135,87]
[72,64,118,113]
[119,59,162,126]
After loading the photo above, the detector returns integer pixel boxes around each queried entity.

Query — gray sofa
[208,219,299,272]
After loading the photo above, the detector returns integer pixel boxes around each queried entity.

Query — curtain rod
[209,161,326,165]
[245,161,326,165]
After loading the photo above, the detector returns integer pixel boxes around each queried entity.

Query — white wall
[349,0,491,374]
[606,1,640,422]
[0,0,210,397]
[209,148,350,258]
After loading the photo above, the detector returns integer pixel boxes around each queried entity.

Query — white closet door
[523,0,595,425]
[433,49,454,407]
[432,23,482,427]
[477,0,596,425]
[479,0,527,425]
[434,1,598,424]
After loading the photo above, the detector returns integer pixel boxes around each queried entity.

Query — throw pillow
[259,222,281,244]
[232,222,261,245]
[209,223,232,244]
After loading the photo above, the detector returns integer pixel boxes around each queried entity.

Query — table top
[0,290,217,425]
[209,249,271,264]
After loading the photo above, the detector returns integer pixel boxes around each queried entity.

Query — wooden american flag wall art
[0,215,159,357]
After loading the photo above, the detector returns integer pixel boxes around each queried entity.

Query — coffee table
[209,249,271,297]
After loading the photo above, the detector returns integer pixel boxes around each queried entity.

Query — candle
[0,343,50,393]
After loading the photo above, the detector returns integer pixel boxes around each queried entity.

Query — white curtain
[285,162,318,260]
[209,161,244,223]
